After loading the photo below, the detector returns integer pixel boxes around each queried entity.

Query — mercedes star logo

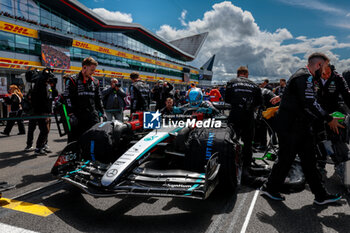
[106,169,118,177]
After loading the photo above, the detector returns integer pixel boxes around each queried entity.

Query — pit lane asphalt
[0,122,349,233]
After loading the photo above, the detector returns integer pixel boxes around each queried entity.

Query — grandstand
[0,0,213,93]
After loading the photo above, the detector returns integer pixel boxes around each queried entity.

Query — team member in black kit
[317,65,350,114]
[314,64,350,172]
[64,57,105,143]
[225,66,263,184]
[129,71,150,113]
[261,53,343,205]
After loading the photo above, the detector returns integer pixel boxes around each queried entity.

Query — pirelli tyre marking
[101,127,181,187]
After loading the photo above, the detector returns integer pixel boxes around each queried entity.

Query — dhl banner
[0,58,198,84]
[69,66,192,83]
[0,57,41,69]
[72,39,198,74]
[0,21,38,38]
[0,21,198,75]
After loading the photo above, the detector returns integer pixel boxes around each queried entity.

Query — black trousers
[26,119,38,147]
[36,117,50,149]
[229,109,255,168]
[254,118,267,147]
[27,118,51,148]
[4,110,25,134]
[266,126,327,197]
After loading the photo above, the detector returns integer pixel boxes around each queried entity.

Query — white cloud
[278,0,350,30]
[91,8,133,23]
[179,10,188,26]
[278,0,346,15]
[331,22,350,30]
[156,1,350,82]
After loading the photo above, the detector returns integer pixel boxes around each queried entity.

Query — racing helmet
[188,88,203,107]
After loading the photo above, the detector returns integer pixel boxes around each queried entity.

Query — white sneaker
[24,146,34,151]
[43,144,52,153]
[34,148,47,155]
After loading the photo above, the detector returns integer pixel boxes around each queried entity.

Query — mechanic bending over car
[261,52,344,205]
[225,66,265,187]
[63,57,105,143]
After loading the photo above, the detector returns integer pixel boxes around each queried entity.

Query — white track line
[240,190,259,233]
[0,222,38,233]
[206,192,247,233]
[226,192,249,232]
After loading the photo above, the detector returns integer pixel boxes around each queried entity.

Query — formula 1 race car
[51,105,242,200]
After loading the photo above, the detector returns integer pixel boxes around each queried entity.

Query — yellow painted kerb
[0,198,59,217]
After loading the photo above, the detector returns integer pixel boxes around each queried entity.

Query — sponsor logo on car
[162,184,192,188]
[106,169,118,177]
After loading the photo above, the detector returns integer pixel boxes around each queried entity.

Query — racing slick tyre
[184,126,242,192]
[79,121,132,163]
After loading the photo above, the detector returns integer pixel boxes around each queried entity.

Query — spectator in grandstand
[261,52,343,205]
[64,57,105,143]
[161,97,174,115]
[129,71,150,113]
[102,78,126,122]
[208,86,223,102]
[42,45,70,69]
[225,66,264,187]
[274,78,287,97]
[1,85,25,136]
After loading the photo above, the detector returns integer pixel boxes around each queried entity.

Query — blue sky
[82,0,350,42]
[79,0,350,81]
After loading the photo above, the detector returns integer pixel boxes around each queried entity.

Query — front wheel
[184,126,242,192]
[217,138,242,192]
